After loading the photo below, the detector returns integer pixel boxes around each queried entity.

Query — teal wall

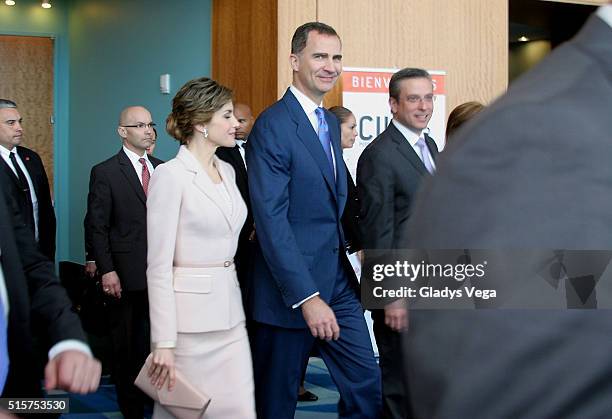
[67,0,212,261]
[0,0,71,259]
[1,0,213,262]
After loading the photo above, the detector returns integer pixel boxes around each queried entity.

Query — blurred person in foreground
[0,179,101,400]
[402,3,612,418]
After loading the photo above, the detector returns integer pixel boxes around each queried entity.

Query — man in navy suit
[247,22,381,418]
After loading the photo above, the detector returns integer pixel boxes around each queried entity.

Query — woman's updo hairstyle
[166,77,233,144]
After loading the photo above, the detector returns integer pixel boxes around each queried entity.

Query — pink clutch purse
[134,354,211,419]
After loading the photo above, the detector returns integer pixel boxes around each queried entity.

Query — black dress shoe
[298,390,319,402]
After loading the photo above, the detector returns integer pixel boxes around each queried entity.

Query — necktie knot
[315,107,324,119]
[315,107,328,132]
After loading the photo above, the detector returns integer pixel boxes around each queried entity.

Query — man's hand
[84,261,97,278]
[301,296,340,340]
[44,350,102,394]
[384,299,408,332]
[101,271,122,298]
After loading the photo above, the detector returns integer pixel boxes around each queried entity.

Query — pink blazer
[146,146,247,347]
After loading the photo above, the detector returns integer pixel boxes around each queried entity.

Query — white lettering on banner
[351,75,392,90]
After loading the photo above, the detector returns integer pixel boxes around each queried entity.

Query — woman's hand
[148,348,176,391]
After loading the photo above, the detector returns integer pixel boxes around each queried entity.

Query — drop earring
[203,127,208,138]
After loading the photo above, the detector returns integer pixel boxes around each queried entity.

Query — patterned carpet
[48,358,339,418]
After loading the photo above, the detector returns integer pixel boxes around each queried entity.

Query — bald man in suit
[85,106,163,418]
[402,4,612,418]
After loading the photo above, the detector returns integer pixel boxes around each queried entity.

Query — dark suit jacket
[0,181,86,397]
[341,166,362,254]
[357,122,438,253]
[216,144,254,292]
[85,149,163,291]
[0,146,56,260]
[247,89,353,328]
[403,13,612,418]
[357,123,437,312]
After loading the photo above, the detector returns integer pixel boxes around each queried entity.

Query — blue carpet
[49,358,340,418]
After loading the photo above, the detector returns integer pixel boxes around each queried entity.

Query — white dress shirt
[236,139,247,168]
[122,146,154,184]
[392,119,437,171]
[0,146,40,241]
[597,4,612,27]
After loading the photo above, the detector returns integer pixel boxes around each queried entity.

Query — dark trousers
[372,310,412,419]
[251,275,381,419]
[107,290,151,419]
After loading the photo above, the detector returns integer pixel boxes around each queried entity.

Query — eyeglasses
[406,95,435,104]
[121,122,156,129]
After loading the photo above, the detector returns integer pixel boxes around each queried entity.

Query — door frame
[1,29,69,263]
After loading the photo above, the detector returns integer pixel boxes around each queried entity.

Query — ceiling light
[5,0,16,5]
[41,0,51,8]
[518,36,529,42]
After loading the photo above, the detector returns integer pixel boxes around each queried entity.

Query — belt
[174,259,234,268]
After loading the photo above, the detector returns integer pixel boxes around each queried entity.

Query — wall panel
[0,35,54,192]
[277,0,508,113]
[276,0,317,97]
[213,0,278,115]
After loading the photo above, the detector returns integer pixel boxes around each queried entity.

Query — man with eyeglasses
[84,106,163,418]
[0,99,56,261]
[357,67,438,419]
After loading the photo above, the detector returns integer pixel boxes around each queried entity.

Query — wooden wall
[212,0,278,116]
[0,35,54,194]
[277,0,509,114]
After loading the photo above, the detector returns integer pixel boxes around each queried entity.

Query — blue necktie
[315,107,334,173]
[0,274,8,395]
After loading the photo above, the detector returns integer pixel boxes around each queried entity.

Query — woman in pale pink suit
[146,77,255,418]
